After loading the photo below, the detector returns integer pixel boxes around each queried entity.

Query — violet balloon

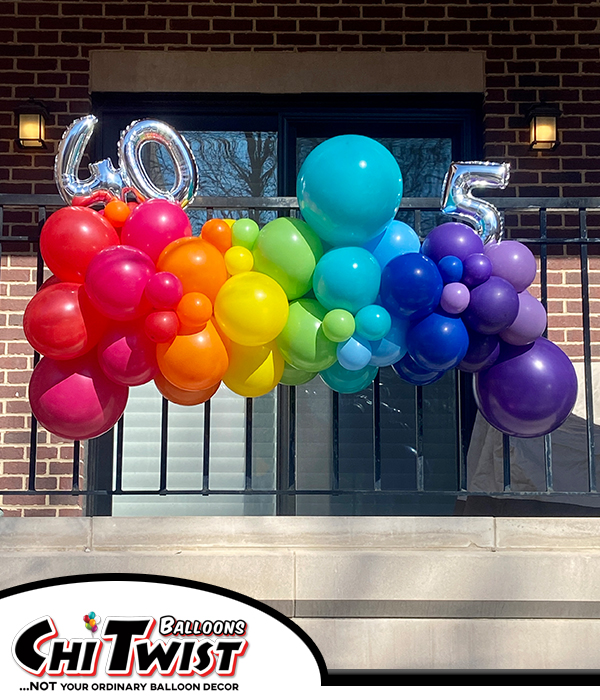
[457,329,500,373]
[485,240,537,293]
[440,282,470,315]
[98,321,158,386]
[462,275,519,335]
[499,290,547,346]
[421,222,484,264]
[462,253,492,288]
[474,337,577,438]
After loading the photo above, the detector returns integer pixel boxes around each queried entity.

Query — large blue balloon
[369,316,409,367]
[406,312,469,372]
[297,135,403,248]
[380,252,443,321]
[365,220,420,269]
[392,354,445,386]
[313,247,381,313]
[320,361,378,394]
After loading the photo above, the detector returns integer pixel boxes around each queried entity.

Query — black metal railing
[1,194,599,514]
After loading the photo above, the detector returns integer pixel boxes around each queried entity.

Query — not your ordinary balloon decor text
[24,117,577,442]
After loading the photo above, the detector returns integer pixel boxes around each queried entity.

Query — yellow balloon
[224,246,254,276]
[214,271,289,346]
[224,340,284,397]
[224,218,236,228]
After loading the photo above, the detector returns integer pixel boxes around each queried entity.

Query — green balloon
[322,309,355,343]
[277,298,337,372]
[232,218,260,250]
[252,217,323,300]
[280,362,318,386]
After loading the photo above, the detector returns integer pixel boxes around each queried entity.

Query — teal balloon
[365,221,421,269]
[369,316,409,367]
[337,334,372,371]
[320,362,378,394]
[297,135,403,247]
[355,305,391,341]
[312,247,381,314]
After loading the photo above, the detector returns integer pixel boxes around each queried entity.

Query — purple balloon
[421,222,484,264]
[440,282,470,315]
[474,337,577,438]
[457,330,500,373]
[392,353,445,386]
[462,253,492,288]
[485,240,537,293]
[499,290,547,346]
[462,276,519,335]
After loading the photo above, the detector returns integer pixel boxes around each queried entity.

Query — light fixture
[15,98,49,149]
[528,103,560,151]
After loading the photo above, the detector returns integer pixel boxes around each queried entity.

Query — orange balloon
[156,320,229,391]
[201,219,232,255]
[157,238,227,302]
[155,372,220,406]
[176,292,213,334]
[104,200,131,228]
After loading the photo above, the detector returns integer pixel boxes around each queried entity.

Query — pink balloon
[98,321,158,386]
[85,245,155,321]
[145,271,183,310]
[29,352,129,441]
[145,311,180,343]
[121,199,193,263]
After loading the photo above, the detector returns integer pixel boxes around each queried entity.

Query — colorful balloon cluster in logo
[25,130,577,442]
[83,611,100,633]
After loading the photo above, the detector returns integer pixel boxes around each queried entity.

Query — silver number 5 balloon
[440,161,510,243]
[54,115,198,209]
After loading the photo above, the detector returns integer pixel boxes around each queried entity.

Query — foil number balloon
[55,115,197,208]
[441,161,510,243]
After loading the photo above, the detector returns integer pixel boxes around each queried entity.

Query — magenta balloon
[462,275,519,335]
[29,352,129,441]
[145,271,183,310]
[499,290,547,346]
[98,321,158,386]
[474,337,577,438]
[457,329,500,373]
[85,245,155,321]
[421,222,484,263]
[462,253,492,288]
[440,282,470,315]
[121,199,192,263]
[485,240,537,293]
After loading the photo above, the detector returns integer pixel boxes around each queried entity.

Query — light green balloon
[277,298,337,372]
[252,217,323,300]
[232,218,260,250]
[322,309,355,343]
[280,362,318,386]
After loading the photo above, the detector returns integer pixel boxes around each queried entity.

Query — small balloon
[224,246,254,276]
[145,310,179,344]
[369,316,409,367]
[462,275,519,335]
[440,282,470,315]
[104,199,131,228]
[437,255,463,284]
[145,271,183,310]
[485,240,537,293]
[176,292,212,334]
[201,218,232,255]
[421,222,484,264]
[83,616,90,623]
[320,362,378,394]
[337,335,372,372]
[406,312,469,372]
[461,253,492,288]
[354,305,391,341]
[92,625,98,633]
[232,218,260,250]
[322,309,355,343]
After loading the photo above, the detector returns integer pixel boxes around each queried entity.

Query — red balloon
[121,199,193,263]
[24,283,108,360]
[98,321,158,386]
[145,311,180,343]
[145,271,183,310]
[40,206,120,283]
[29,352,129,441]
[85,245,155,321]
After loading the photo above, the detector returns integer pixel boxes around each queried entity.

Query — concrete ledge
[0,518,90,551]
[496,518,600,549]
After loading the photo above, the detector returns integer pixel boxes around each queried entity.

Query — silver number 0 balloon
[54,115,198,208]
[441,161,510,243]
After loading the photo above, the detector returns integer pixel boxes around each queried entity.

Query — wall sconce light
[528,103,560,151]
[15,98,49,149]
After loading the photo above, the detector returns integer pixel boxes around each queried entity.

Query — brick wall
[0,0,599,515]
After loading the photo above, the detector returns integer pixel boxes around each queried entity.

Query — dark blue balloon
[437,255,463,284]
[457,329,500,373]
[406,312,469,371]
[392,353,445,386]
[380,252,443,321]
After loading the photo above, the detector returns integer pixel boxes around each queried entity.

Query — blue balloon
[406,312,469,372]
[355,304,391,341]
[313,247,381,313]
[369,316,409,367]
[337,334,372,371]
[365,220,420,269]
[320,361,378,394]
[380,252,443,321]
[392,354,445,386]
[297,135,403,247]
[437,255,464,284]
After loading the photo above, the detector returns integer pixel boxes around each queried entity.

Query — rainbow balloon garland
[24,125,578,442]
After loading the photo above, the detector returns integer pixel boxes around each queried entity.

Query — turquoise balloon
[297,135,403,247]
[312,247,381,314]
[355,305,391,341]
[320,362,378,394]
[369,316,409,367]
[337,334,372,371]
[365,220,421,269]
